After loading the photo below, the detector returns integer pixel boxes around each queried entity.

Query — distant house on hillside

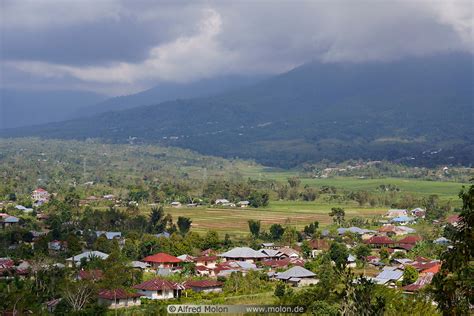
[0,214,20,229]
[170,201,182,208]
[390,216,416,225]
[32,188,50,202]
[386,209,408,218]
[411,208,426,218]
[66,251,109,267]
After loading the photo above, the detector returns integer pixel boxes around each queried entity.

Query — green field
[164,166,466,238]
[240,166,465,199]
[164,202,385,238]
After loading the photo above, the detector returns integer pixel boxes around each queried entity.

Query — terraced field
[164,202,387,238]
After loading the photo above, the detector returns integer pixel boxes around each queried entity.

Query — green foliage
[248,220,261,239]
[177,216,192,235]
[303,221,319,236]
[431,183,474,315]
[248,191,269,208]
[329,242,349,271]
[329,207,345,226]
[402,266,419,286]
[269,224,285,241]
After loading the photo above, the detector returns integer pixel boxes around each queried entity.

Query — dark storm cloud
[1,0,472,95]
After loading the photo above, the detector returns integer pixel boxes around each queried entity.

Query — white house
[98,289,142,309]
[32,188,50,202]
[66,251,109,267]
[133,278,184,300]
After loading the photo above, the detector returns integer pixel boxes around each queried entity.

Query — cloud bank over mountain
[1,0,472,95]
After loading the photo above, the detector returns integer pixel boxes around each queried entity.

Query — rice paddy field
[164,166,467,238]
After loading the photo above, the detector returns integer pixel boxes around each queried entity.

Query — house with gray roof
[275,266,318,287]
[372,266,403,287]
[66,251,109,267]
[95,231,122,240]
[219,247,267,262]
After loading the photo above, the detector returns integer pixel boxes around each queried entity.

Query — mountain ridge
[2,53,473,167]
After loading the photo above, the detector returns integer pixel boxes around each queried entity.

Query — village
[0,186,464,314]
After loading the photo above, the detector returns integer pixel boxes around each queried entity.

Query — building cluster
[0,189,459,311]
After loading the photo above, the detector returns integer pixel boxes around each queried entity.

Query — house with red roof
[446,214,460,227]
[308,239,330,258]
[142,252,181,269]
[364,236,395,248]
[182,279,224,293]
[32,188,50,202]
[98,289,142,309]
[402,272,434,294]
[133,278,184,300]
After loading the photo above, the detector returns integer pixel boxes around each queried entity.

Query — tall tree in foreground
[431,183,473,315]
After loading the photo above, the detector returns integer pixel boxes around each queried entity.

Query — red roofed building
[32,188,50,201]
[411,261,441,274]
[308,239,330,257]
[365,236,395,248]
[398,235,422,245]
[402,273,435,293]
[133,278,184,300]
[98,289,142,309]
[183,280,223,293]
[446,215,460,226]
[142,253,181,269]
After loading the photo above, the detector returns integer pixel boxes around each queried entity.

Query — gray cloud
[1,0,472,95]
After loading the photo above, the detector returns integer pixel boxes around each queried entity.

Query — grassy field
[240,166,466,199]
[162,166,466,238]
[164,202,386,238]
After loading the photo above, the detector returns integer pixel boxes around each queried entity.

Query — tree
[248,220,261,239]
[287,177,301,188]
[269,224,285,241]
[274,282,286,300]
[304,221,319,236]
[329,207,345,226]
[61,280,95,312]
[379,248,390,262]
[431,183,473,315]
[329,242,348,271]
[248,191,269,208]
[149,206,166,233]
[202,230,220,249]
[354,244,371,267]
[402,265,419,286]
[300,240,312,259]
[177,217,192,235]
[340,273,386,316]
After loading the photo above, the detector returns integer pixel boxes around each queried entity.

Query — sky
[1,0,472,96]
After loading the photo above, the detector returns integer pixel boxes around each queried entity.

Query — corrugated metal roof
[220,247,267,259]
[275,266,316,280]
